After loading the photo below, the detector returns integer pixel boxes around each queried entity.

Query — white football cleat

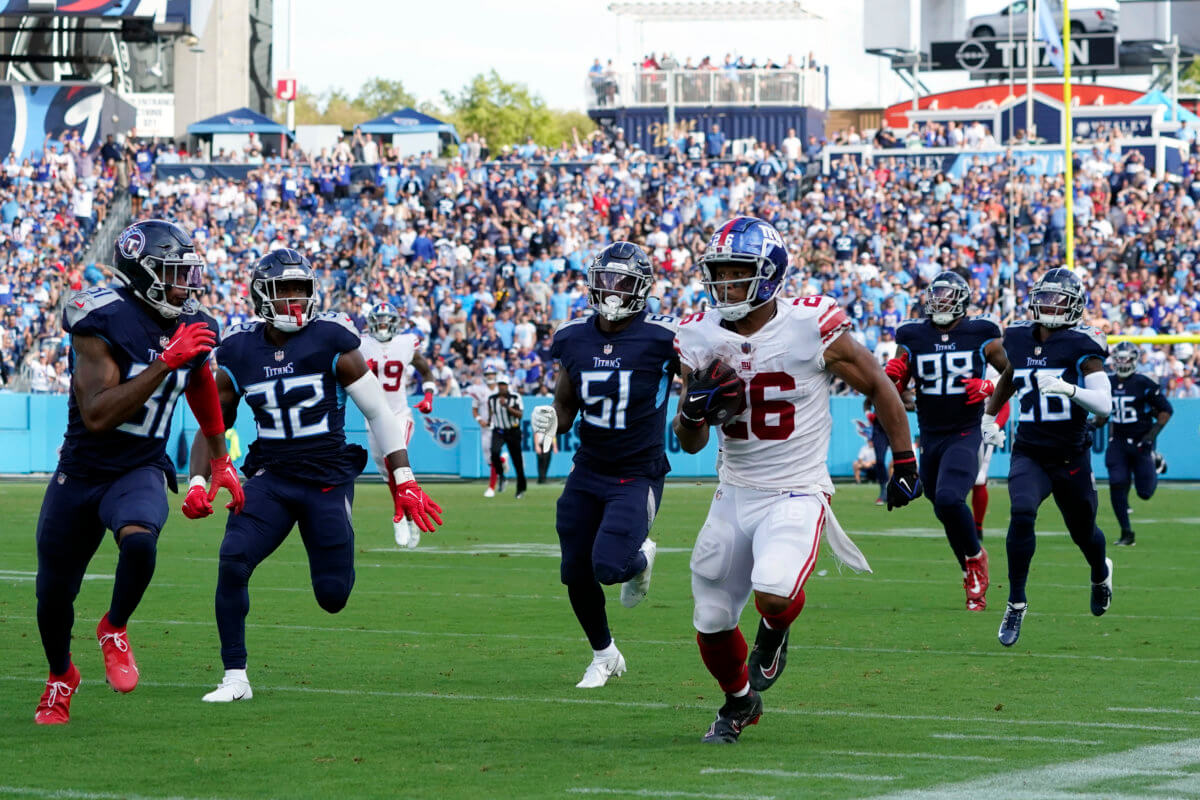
[483,488,495,498]
[620,538,657,609]
[394,517,411,549]
[202,670,253,703]
[576,647,626,689]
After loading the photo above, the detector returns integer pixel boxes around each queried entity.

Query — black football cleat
[747,619,789,692]
[702,690,763,744]
[1114,530,1135,547]
[998,602,1027,647]
[1091,558,1113,616]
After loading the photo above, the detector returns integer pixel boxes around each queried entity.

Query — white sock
[225,668,248,683]
[761,618,776,631]
[594,642,619,659]
[1009,602,1027,610]
[731,684,750,698]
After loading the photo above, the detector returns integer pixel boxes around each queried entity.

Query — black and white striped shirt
[487,392,524,431]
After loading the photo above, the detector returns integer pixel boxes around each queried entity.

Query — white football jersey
[465,380,495,425]
[674,296,852,493]
[358,333,420,415]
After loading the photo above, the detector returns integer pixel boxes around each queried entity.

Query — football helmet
[250,248,317,333]
[366,302,401,342]
[588,241,653,322]
[1029,267,1085,329]
[112,219,204,319]
[924,271,970,327]
[1111,340,1138,378]
[700,216,788,321]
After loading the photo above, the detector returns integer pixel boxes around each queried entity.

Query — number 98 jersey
[895,317,1001,436]
[1003,321,1108,455]
[674,296,852,493]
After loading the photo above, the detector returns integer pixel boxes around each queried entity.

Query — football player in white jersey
[465,367,507,497]
[358,302,437,548]
[673,216,921,744]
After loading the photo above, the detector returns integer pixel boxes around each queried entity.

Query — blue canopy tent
[1132,90,1200,125]
[186,106,292,158]
[355,108,460,157]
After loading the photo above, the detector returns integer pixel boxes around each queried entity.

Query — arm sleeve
[185,360,226,437]
[345,371,408,455]
[1071,370,1112,416]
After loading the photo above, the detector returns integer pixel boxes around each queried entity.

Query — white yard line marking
[0,570,108,582]
[866,737,1200,800]
[570,789,772,800]
[0,787,258,800]
[0,676,1189,732]
[931,733,1103,746]
[820,750,1000,762]
[1108,707,1200,716]
[700,768,898,782]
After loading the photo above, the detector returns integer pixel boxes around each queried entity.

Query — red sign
[275,78,297,101]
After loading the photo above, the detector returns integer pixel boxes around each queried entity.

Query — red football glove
[884,354,909,393]
[159,322,216,370]
[181,484,212,519]
[414,390,434,414]
[209,454,245,513]
[963,378,995,405]
[393,481,443,533]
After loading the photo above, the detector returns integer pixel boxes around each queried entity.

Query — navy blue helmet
[1111,340,1138,378]
[112,219,204,319]
[250,248,317,332]
[700,216,788,321]
[1029,267,1086,329]
[366,302,401,342]
[588,241,653,322]
[923,271,970,326]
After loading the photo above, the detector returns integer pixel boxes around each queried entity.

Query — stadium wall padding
[2,393,1197,482]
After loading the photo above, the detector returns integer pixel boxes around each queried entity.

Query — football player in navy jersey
[531,242,679,688]
[983,268,1114,647]
[33,219,245,725]
[886,271,1009,611]
[1105,341,1172,547]
[188,249,443,703]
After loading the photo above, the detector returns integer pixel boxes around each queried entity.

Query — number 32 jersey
[895,316,1001,436]
[674,296,852,493]
[358,332,420,416]
[217,312,368,485]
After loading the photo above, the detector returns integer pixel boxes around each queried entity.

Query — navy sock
[216,558,253,670]
[567,580,611,651]
[36,599,74,676]
[1110,482,1132,532]
[108,532,157,628]
[934,500,980,570]
[1006,513,1037,604]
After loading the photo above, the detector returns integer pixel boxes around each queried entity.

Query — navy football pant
[872,425,890,501]
[920,429,983,570]
[35,465,169,674]
[1105,438,1157,533]
[491,427,527,494]
[215,470,356,670]
[556,464,664,650]
[1006,449,1108,605]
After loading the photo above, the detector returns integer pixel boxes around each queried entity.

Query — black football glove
[886,449,922,510]
[679,359,744,428]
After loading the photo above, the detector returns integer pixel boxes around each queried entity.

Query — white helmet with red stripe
[700,216,789,321]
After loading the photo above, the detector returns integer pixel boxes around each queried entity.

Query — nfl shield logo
[603,344,613,355]
[159,336,171,349]
[941,334,949,342]
[275,350,286,361]
[741,342,753,354]
[1034,346,1043,356]
[56,472,65,485]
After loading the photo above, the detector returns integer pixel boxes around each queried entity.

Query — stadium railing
[585,68,826,110]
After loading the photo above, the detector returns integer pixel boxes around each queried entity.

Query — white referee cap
[495,373,511,385]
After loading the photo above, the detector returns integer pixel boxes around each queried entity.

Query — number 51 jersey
[674,296,852,493]
[216,312,368,485]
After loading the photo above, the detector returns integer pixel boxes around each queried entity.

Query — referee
[487,374,527,498]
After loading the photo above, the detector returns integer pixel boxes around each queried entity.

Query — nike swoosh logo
[619,478,634,484]
[968,577,981,594]
[1069,468,1082,475]
[761,648,783,679]
[687,394,706,403]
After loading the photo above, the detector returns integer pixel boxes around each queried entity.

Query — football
[694,360,745,426]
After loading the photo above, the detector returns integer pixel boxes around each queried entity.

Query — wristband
[893,449,916,464]
[678,412,705,430]
[982,413,996,425]
[392,467,415,485]
[422,382,437,393]
[188,475,207,489]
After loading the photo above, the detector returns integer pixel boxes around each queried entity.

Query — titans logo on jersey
[59,286,217,487]
[550,311,680,478]
[1003,321,1108,454]
[1109,372,1172,441]
[896,317,1001,435]
[217,312,367,484]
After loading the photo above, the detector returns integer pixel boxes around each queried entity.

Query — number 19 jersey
[674,296,852,493]
[895,316,1001,436]
[358,333,420,416]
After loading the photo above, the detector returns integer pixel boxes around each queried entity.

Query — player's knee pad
[118,531,157,562]
[559,557,593,586]
[217,557,253,590]
[1007,510,1037,542]
[313,577,351,614]
[693,601,738,635]
[1135,486,1155,501]
[689,520,734,583]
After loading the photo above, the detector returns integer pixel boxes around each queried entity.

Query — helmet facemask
[254,274,317,332]
[367,307,400,342]
[1112,344,1138,378]
[924,283,968,327]
[588,265,650,321]
[701,253,781,322]
[1029,287,1083,329]
[122,253,204,319]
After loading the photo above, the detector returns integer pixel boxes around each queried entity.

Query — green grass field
[1,479,1198,800]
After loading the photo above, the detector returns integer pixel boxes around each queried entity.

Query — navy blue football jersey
[217,311,367,485]
[550,311,680,478]
[59,286,217,487]
[1003,321,1108,454]
[895,316,1002,435]
[1108,372,1172,441]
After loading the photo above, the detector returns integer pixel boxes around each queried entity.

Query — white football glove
[981,413,1006,448]
[1036,372,1076,398]
[531,405,558,454]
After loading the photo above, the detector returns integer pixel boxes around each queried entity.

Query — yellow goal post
[1106,335,1200,345]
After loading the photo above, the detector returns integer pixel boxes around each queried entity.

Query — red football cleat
[96,613,139,693]
[964,548,989,611]
[35,662,81,725]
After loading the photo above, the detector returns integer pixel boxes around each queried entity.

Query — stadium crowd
[3,121,1200,400]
